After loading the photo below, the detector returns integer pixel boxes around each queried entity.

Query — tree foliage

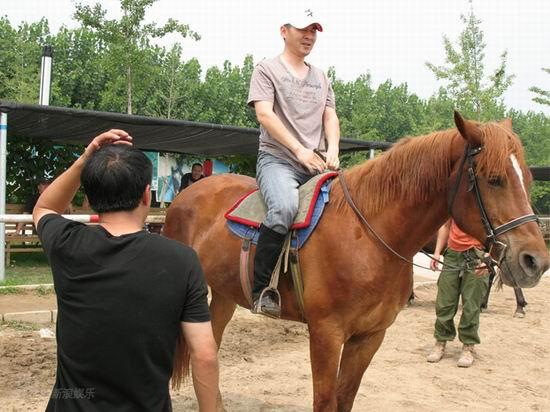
[529,67,550,107]
[73,0,200,114]
[425,0,513,120]
[0,0,548,211]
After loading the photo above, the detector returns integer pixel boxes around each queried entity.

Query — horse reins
[337,169,442,272]
[337,134,539,272]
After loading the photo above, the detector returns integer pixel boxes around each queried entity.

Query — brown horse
[164,113,549,411]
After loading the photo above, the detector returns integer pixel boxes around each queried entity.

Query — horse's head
[448,112,549,288]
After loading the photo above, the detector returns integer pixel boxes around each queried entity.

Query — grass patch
[1,252,53,286]
[1,320,42,331]
[0,286,23,295]
[35,285,55,296]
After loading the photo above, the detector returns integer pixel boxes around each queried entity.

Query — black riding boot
[252,224,286,317]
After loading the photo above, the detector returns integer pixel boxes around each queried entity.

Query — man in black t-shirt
[33,130,219,411]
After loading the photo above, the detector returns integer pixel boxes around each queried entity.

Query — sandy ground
[1,274,549,411]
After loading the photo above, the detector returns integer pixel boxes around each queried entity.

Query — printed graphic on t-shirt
[281,75,322,105]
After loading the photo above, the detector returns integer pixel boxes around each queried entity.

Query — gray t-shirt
[247,56,336,174]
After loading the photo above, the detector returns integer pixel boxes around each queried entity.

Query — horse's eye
[488,176,503,187]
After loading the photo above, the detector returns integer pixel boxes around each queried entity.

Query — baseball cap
[285,8,323,32]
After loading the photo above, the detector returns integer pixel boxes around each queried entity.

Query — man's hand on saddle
[325,146,340,170]
[296,146,326,174]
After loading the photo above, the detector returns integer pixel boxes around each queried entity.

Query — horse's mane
[333,122,528,213]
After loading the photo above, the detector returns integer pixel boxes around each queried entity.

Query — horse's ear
[454,111,483,146]
[500,118,513,130]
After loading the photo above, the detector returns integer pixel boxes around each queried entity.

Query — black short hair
[81,145,152,213]
[192,163,203,169]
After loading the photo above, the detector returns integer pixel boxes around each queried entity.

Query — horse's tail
[171,327,191,390]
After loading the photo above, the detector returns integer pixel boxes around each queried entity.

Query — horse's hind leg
[209,290,237,412]
[209,290,237,348]
[336,330,386,412]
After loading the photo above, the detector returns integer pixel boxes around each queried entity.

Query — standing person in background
[179,162,204,192]
[427,219,490,368]
[247,8,340,317]
[33,130,219,411]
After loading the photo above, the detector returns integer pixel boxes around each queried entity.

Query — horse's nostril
[519,252,539,276]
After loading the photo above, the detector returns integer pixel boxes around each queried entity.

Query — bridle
[447,142,539,266]
[338,138,539,271]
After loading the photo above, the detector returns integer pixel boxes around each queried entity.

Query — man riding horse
[247,9,340,316]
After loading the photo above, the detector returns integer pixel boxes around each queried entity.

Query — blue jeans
[256,151,313,234]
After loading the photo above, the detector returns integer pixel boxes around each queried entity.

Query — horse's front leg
[208,290,237,412]
[513,288,527,318]
[336,330,386,412]
[309,322,346,412]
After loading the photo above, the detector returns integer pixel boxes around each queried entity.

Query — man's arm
[254,100,326,174]
[430,220,451,271]
[323,106,340,170]
[181,321,219,412]
[32,130,132,227]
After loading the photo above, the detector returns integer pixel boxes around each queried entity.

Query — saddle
[225,171,337,318]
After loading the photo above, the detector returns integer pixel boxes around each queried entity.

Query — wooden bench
[5,233,43,266]
[3,205,168,266]
[4,205,42,265]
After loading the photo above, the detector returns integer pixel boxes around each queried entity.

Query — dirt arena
[1,277,549,411]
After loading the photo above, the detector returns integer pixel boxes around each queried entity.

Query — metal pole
[1,112,7,281]
[369,149,375,159]
[39,45,53,106]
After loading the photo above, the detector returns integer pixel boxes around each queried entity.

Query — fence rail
[1,211,167,267]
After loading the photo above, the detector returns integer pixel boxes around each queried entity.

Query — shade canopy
[0,100,546,180]
[0,101,391,155]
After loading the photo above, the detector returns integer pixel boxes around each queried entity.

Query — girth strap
[289,248,307,322]
[239,238,253,307]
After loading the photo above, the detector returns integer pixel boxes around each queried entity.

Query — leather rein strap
[448,143,538,263]
[337,170,423,268]
[337,141,539,271]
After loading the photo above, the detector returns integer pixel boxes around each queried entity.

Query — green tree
[199,56,256,127]
[426,0,514,120]
[144,47,205,120]
[529,67,550,107]
[50,26,107,109]
[508,109,550,214]
[421,89,456,132]
[0,18,79,202]
[0,17,51,104]
[73,0,200,114]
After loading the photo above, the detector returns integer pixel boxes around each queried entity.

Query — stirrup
[252,287,281,319]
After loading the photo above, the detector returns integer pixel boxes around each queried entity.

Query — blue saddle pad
[226,180,332,249]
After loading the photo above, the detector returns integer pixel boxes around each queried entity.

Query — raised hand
[83,129,133,160]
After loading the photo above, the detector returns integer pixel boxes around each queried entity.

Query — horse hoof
[513,310,526,318]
